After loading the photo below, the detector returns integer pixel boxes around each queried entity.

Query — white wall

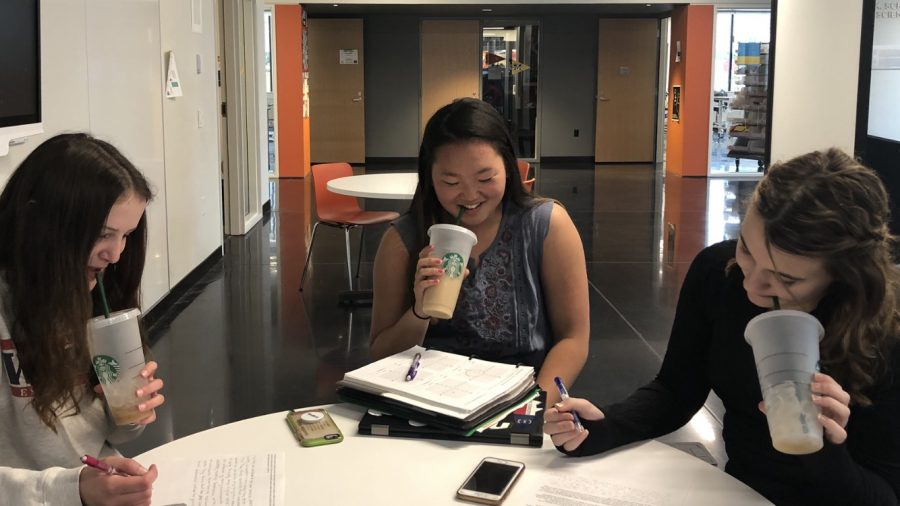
[256,0,270,209]
[770,0,862,162]
[159,0,224,287]
[0,0,222,310]
[86,0,170,307]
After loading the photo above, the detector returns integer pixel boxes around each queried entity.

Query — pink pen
[80,455,131,477]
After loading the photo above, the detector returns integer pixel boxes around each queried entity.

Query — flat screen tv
[867,3,900,143]
[0,0,42,156]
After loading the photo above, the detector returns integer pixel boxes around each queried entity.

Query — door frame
[480,19,542,163]
[656,17,670,171]
[217,0,263,235]
[264,5,279,178]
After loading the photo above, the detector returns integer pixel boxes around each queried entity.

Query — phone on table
[285,408,343,447]
[456,457,525,505]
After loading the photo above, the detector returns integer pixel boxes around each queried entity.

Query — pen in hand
[553,377,584,432]
[405,352,422,381]
[81,455,131,477]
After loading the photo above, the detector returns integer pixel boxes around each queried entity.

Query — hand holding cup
[413,245,444,318]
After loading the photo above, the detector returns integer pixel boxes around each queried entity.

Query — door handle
[598,96,610,102]
[352,97,363,102]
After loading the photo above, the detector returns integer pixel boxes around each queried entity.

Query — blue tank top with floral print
[392,200,554,369]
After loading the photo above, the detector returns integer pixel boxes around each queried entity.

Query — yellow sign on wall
[510,61,530,75]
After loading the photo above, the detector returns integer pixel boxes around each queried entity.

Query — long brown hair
[0,133,153,428]
[752,148,900,405]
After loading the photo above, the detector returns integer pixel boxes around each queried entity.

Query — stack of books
[337,346,545,446]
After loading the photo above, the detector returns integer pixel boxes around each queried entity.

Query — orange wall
[274,5,311,178]
[666,5,714,177]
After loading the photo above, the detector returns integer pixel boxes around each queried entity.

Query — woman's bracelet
[411,306,430,320]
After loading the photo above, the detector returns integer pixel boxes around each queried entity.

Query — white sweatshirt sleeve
[0,465,83,506]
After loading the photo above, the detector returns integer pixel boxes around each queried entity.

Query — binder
[337,346,537,432]
[357,390,545,447]
[336,384,539,434]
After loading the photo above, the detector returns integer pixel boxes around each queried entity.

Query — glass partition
[481,24,539,160]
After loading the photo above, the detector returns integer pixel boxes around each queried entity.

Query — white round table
[137,403,772,505]
[326,172,419,200]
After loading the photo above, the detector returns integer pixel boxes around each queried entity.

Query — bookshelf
[726,42,769,171]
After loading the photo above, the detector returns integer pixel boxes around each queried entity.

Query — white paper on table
[520,469,686,506]
[140,452,284,506]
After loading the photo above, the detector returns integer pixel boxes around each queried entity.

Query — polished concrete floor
[119,162,759,469]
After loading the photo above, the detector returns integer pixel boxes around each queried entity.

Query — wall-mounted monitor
[867,3,900,143]
[0,0,42,156]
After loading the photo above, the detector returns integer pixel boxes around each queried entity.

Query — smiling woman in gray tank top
[369,98,590,405]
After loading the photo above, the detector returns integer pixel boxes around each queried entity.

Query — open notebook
[338,346,536,422]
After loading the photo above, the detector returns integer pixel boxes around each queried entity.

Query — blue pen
[553,376,584,432]
[405,352,422,381]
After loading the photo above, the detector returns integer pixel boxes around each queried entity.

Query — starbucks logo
[442,252,465,279]
[92,355,120,384]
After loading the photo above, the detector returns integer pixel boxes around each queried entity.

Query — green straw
[455,206,465,225]
[96,271,111,318]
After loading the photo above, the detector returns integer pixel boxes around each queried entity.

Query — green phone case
[286,409,344,447]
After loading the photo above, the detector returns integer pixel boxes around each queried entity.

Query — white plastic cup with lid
[744,309,824,455]
[87,308,153,425]
[421,224,478,319]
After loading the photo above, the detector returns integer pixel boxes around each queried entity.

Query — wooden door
[308,18,364,163]
[420,20,480,138]
[595,19,659,163]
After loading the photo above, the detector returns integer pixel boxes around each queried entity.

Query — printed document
[141,452,284,506]
[522,469,685,506]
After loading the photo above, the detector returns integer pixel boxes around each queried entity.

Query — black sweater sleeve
[561,245,721,457]
[797,347,900,505]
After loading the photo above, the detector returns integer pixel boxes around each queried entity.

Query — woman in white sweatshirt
[0,133,165,506]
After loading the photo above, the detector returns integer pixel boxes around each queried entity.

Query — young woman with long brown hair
[545,149,900,505]
[0,133,165,506]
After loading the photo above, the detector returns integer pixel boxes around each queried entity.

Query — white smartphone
[456,457,525,505]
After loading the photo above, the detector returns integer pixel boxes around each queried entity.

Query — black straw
[454,206,465,225]
[96,271,111,318]
[772,296,780,310]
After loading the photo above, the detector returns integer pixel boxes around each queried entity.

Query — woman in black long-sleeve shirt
[545,149,900,506]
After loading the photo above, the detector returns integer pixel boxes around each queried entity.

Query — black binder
[336,384,540,434]
[357,390,545,447]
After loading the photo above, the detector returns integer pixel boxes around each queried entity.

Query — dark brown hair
[752,148,900,405]
[406,98,541,249]
[0,133,153,428]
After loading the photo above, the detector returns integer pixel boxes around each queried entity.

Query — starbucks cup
[421,224,478,319]
[744,310,824,455]
[87,309,153,425]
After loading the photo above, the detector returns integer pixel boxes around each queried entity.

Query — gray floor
[120,162,759,469]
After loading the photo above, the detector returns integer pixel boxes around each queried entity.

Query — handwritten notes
[140,452,284,506]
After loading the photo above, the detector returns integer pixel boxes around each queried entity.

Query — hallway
[121,162,758,469]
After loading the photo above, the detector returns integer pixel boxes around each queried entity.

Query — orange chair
[299,163,400,292]
[517,159,535,193]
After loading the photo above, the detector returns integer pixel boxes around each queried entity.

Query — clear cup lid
[88,308,141,329]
